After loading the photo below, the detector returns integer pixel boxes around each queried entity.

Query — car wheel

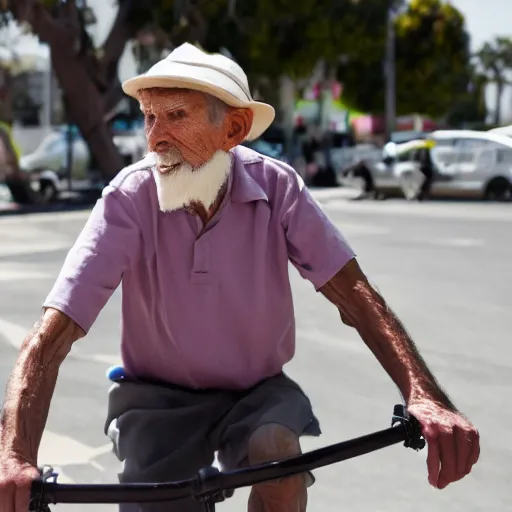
[39,179,59,204]
[5,175,39,205]
[484,177,512,202]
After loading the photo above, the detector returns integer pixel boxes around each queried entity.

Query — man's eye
[145,113,156,123]
[169,110,186,120]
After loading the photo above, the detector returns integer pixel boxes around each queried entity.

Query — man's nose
[147,123,171,153]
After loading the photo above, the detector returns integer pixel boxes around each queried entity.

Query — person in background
[417,146,435,201]
[0,118,37,205]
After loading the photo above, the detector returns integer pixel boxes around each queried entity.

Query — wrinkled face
[138,88,252,171]
[137,87,253,214]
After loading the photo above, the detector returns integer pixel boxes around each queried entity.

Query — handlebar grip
[30,480,51,512]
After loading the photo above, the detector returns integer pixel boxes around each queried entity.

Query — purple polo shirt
[44,146,355,390]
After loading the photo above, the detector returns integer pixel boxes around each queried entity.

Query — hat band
[167,59,253,102]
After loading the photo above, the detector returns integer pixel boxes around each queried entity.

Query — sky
[449,0,511,51]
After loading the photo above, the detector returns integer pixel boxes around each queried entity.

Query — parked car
[341,130,512,201]
[17,127,146,203]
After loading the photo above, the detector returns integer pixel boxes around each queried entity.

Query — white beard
[152,150,232,213]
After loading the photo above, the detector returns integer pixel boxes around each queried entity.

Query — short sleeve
[282,176,356,290]
[43,185,142,333]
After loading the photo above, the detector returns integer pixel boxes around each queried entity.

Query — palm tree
[476,37,512,125]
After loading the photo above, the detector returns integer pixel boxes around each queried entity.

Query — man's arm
[0,308,84,464]
[320,258,480,489]
[319,258,454,408]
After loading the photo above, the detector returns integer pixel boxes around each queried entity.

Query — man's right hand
[0,455,40,512]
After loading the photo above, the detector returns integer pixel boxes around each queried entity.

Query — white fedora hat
[122,43,275,141]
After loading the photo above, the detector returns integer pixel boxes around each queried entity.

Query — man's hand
[408,399,480,489]
[0,455,39,512]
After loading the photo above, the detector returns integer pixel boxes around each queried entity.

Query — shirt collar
[229,146,269,203]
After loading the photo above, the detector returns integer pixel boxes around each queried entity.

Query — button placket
[191,234,211,284]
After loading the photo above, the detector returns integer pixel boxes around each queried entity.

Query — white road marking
[0,240,71,257]
[0,210,91,225]
[0,263,54,281]
[423,237,485,248]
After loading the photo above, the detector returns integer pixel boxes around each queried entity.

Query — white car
[341,130,512,201]
[18,128,146,202]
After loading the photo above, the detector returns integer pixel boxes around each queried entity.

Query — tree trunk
[50,45,124,179]
[494,81,503,126]
[11,0,137,180]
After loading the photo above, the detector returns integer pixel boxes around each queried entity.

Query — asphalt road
[0,191,510,512]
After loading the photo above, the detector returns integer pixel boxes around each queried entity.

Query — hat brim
[122,67,275,141]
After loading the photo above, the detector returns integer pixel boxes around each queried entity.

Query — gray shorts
[105,372,321,512]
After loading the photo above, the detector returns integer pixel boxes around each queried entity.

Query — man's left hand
[407,399,480,489]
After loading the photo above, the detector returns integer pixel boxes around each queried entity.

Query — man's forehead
[138,88,206,109]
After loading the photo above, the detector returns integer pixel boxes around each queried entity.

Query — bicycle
[29,403,425,512]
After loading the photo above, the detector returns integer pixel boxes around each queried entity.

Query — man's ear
[221,107,254,151]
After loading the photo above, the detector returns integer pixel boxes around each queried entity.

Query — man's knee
[247,424,306,509]
[248,423,301,465]
[249,424,305,488]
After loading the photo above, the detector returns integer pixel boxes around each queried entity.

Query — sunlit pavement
[0,192,509,511]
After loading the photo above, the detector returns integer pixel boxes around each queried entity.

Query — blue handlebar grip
[106,365,126,381]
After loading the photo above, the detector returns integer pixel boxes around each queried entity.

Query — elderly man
[0,44,479,512]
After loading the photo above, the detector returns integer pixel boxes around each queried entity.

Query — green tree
[335,0,404,114]
[445,69,487,127]
[476,36,512,125]
[338,0,473,119]
[394,0,472,117]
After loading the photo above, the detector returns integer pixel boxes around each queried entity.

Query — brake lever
[392,404,426,451]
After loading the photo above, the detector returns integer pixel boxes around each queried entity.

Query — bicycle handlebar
[29,404,425,509]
